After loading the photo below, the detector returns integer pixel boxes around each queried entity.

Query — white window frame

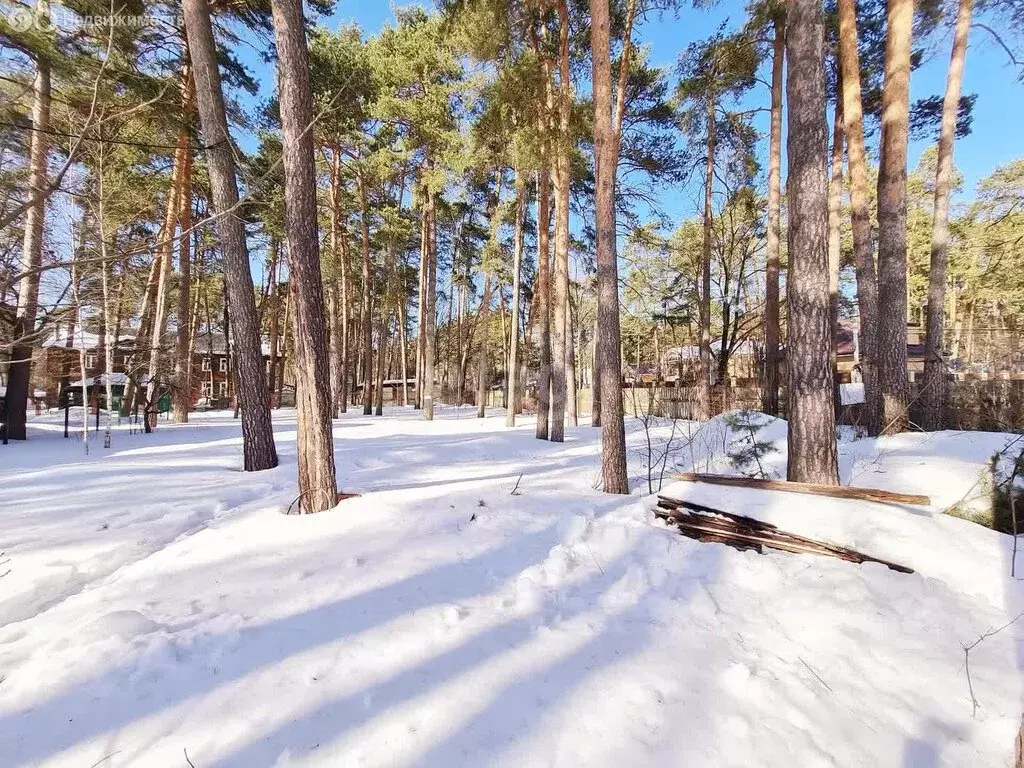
[202,380,213,396]
[218,380,228,396]
[85,353,97,368]
[219,356,228,373]
[202,357,212,372]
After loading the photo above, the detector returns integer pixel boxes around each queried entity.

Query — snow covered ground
[1,406,1022,767]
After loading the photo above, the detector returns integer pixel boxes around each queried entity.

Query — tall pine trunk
[565,300,577,426]
[837,0,882,434]
[398,297,409,406]
[270,0,338,510]
[357,170,373,416]
[328,149,346,417]
[550,148,570,442]
[697,94,715,421]
[267,237,281,396]
[339,228,351,412]
[785,0,839,485]
[547,0,572,443]
[96,155,115,448]
[476,273,491,418]
[415,205,426,409]
[763,17,784,417]
[535,169,552,440]
[125,251,161,416]
[144,133,188,431]
[328,278,343,416]
[591,29,630,487]
[876,0,913,434]
[506,173,525,427]
[183,0,278,470]
[828,102,845,419]
[172,67,195,424]
[422,186,438,420]
[922,0,973,430]
[374,309,388,416]
[279,283,292,405]
[6,19,50,441]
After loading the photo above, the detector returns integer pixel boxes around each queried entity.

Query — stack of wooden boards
[654,473,926,574]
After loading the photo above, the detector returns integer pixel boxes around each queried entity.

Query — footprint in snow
[441,604,471,625]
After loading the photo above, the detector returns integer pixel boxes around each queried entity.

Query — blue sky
[236,0,1023,225]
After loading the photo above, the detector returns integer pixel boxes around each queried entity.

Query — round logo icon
[8,8,36,32]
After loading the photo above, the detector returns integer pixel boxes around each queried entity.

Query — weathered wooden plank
[670,472,930,507]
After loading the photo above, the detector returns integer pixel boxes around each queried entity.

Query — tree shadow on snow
[0,523,565,765]
[206,531,724,766]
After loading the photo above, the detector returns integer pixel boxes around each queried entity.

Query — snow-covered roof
[42,329,136,349]
[40,327,277,356]
[67,372,150,388]
[193,330,275,356]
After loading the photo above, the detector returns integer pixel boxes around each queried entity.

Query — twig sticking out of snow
[184,747,196,768]
[584,540,605,576]
[799,657,833,693]
[510,473,523,496]
[86,751,121,768]
[940,434,1024,518]
[963,611,1024,717]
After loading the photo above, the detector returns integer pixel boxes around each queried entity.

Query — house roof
[66,372,150,388]
[40,327,277,356]
[663,340,758,360]
[42,329,136,349]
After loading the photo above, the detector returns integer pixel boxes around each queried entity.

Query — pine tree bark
[415,205,426,409]
[279,283,292,405]
[837,0,882,434]
[267,237,281,396]
[876,0,913,434]
[763,17,784,417]
[270,0,337,509]
[125,252,161,416]
[549,0,572,443]
[328,277,343,416]
[339,227,351,412]
[589,0,635,460]
[183,0,278,470]
[506,173,525,427]
[550,149,569,442]
[356,169,373,416]
[328,149,346,417]
[172,67,195,424]
[145,133,189,430]
[398,297,409,406]
[697,93,715,421]
[477,273,491,418]
[374,308,388,416]
[785,0,839,485]
[6,21,50,441]
[828,101,845,419]
[535,168,552,440]
[96,161,116,447]
[565,299,578,426]
[922,0,973,430]
[422,185,438,420]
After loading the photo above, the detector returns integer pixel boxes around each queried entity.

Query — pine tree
[183,0,278,471]
[785,0,839,485]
